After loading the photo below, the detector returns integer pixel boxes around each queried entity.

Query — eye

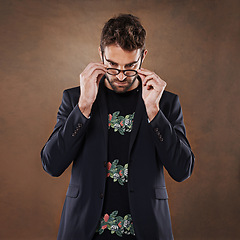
[109,62,117,67]
[125,63,135,68]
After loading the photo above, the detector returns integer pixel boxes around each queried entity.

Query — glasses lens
[107,68,137,77]
[124,70,137,77]
[107,68,119,75]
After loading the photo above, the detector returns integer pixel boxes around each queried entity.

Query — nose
[116,71,126,81]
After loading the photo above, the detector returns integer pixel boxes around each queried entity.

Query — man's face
[101,45,145,93]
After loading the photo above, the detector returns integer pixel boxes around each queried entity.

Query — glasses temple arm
[101,51,104,64]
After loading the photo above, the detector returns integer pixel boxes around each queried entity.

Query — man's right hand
[78,63,106,118]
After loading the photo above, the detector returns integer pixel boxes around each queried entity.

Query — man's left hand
[138,68,167,122]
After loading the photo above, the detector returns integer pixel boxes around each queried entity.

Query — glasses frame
[106,68,138,77]
[102,50,144,77]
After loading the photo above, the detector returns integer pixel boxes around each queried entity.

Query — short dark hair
[100,14,146,52]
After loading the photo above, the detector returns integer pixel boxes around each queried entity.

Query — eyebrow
[105,57,139,66]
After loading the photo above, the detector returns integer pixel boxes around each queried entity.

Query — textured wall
[0,0,239,239]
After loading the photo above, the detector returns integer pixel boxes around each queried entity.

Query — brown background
[0,0,239,239]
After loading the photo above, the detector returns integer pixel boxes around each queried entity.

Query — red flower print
[102,224,107,229]
[119,170,123,176]
[107,162,112,170]
[96,211,135,236]
[120,120,123,126]
[109,114,112,121]
[104,214,109,222]
[107,172,110,177]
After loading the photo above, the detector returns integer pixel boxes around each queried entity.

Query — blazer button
[100,193,104,199]
[78,123,83,128]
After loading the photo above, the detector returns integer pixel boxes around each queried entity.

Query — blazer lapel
[96,77,108,147]
[128,79,147,161]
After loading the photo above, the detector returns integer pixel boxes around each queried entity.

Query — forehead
[104,45,141,64]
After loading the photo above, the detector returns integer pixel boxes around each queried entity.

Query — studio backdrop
[0,0,239,239]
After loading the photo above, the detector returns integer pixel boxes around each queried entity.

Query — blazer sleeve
[41,89,89,177]
[150,94,195,182]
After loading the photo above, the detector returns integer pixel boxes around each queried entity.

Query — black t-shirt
[93,84,140,239]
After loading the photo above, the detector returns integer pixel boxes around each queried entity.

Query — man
[41,14,195,240]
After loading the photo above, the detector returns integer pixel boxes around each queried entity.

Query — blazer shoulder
[64,86,80,96]
[161,90,178,101]
[160,90,179,106]
[160,90,180,118]
[62,86,80,108]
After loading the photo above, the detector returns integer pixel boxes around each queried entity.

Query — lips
[115,81,128,85]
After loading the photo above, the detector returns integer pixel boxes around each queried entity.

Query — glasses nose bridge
[116,70,126,80]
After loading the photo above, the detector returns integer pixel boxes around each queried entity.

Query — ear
[142,49,148,62]
[98,46,103,62]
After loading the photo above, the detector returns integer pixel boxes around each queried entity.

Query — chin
[112,86,129,93]
[113,81,134,92]
[105,76,135,93]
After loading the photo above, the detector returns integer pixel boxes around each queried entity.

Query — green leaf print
[116,230,122,237]
[106,159,128,185]
[111,211,118,218]
[113,111,120,118]
[108,111,135,135]
[96,211,135,236]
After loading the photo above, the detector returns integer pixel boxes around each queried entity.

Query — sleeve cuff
[75,105,90,124]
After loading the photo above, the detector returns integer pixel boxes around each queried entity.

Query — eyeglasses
[106,68,138,77]
[102,50,144,77]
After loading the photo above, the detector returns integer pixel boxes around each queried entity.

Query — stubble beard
[105,74,138,93]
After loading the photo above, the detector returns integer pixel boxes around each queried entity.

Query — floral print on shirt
[108,111,135,135]
[96,211,135,237]
[107,159,128,185]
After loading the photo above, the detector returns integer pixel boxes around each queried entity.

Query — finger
[144,78,158,91]
[83,62,107,75]
[141,74,155,86]
[81,64,107,79]
[142,73,166,87]
[97,73,105,85]
[80,69,106,88]
[137,72,146,82]
[138,68,154,76]
[142,80,162,101]
[138,69,165,87]
[143,77,167,92]
[87,63,107,74]
[86,62,107,69]
[90,69,107,84]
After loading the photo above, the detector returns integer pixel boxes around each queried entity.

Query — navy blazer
[41,76,195,240]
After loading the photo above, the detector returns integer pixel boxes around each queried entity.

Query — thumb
[97,73,104,85]
[138,72,146,83]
